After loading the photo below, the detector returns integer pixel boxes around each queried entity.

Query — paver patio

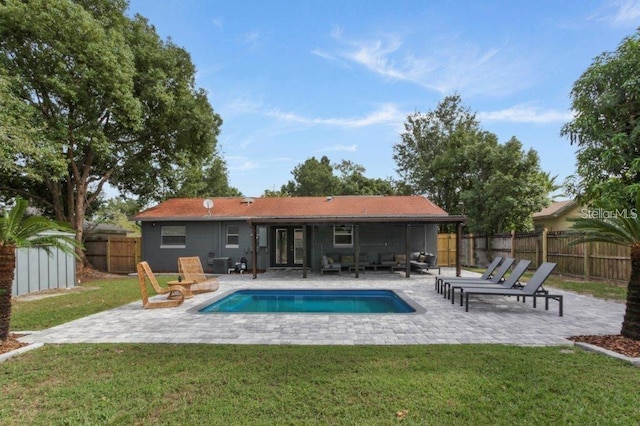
[19,268,624,346]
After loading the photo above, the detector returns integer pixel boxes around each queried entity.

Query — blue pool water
[199,289,416,313]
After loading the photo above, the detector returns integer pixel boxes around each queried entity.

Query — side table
[167,280,196,299]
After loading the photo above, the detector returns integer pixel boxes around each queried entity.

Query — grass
[2,344,640,424]
[11,277,142,331]
[3,273,639,424]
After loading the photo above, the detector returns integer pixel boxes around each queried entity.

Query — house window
[226,225,239,248]
[161,226,186,248]
[333,225,353,247]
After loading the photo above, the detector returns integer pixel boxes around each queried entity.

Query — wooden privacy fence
[85,236,141,274]
[455,230,631,283]
[436,233,457,266]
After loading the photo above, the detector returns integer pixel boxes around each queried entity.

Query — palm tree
[0,198,81,343]
[570,194,640,340]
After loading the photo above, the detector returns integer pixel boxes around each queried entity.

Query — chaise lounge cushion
[321,255,341,274]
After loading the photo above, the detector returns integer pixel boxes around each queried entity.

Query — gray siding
[141,220,256,273]
[141,221,438,273]
[309,223,438,270]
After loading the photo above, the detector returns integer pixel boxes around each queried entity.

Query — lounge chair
[440,257,516,298]
[435,256,503,293]
[177,256,220,293]
[460,262,561,316]
[321,255,341,275]
[137,261,186,309]
[449,259,531,304]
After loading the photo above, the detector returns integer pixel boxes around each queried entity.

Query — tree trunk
[621,244,640,340]
[0,245,16,343]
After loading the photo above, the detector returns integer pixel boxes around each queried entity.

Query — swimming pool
[198,289,420,313]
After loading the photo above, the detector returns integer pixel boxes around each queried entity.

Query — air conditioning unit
[212,257,231,274]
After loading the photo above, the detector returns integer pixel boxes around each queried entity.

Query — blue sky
[127,0,640,198]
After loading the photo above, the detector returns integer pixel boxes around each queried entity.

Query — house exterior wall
[141,220,439,273]
[309,223,438,270]
[534,204,582,232]
[140,220,257,273]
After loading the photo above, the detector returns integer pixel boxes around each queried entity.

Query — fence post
[510,230,516,258]
[584,240,590,280]
[542,228,548,263]
[106,236,112,273]
[469,233,474,267]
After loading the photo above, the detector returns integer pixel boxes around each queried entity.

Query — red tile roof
[134,196,451,222]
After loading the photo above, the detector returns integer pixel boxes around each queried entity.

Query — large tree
[333,160,396,196]
[166,156,242,199]
[276,156,398,196]
[561,29,640,209]
[393,94,485,214]
[0,0,226,263]
[0,70,66,185]
[460,137,549,234]
[280,156,340,196]
[394,95,549,234]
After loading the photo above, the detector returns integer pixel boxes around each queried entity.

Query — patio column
[251,223,258,279]
[354,224,360,278]
[405,224,411,278]
[302,225,308,279]
[456,222,462,277]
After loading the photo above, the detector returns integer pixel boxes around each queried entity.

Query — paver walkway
[20,269,624,346]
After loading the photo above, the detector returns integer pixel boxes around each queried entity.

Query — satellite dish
[203,199,214,216]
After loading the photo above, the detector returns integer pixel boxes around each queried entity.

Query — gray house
[133,195,465,277]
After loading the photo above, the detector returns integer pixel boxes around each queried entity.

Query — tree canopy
[394,95,550,234]
[272,156,397,197]
[0,0,231,262]
[561,28,640,208]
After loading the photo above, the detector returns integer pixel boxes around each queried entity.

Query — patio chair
[449,259,531,304]
[410,252,440,274]
[440,257,515,298]
[321,255,341,275]
[137,261,186,309]
[177,256,219,293]
[461,262,561,316]
[435,256,502,293]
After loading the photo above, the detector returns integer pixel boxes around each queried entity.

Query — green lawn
[3,274,639,424]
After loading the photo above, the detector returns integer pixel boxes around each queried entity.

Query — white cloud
[478,105,573,123]
[227,156,293,171]
[266,103,404,128]
[590,0,640,27]
[228,160,260,171]
[239,31,260,48]
[321,29,530,97]
[310,49,336,61]
[226,96,263,115]
[211,17,223,29]
[315,144,357,153]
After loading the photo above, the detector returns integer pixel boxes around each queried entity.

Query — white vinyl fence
[12,232,76,297]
